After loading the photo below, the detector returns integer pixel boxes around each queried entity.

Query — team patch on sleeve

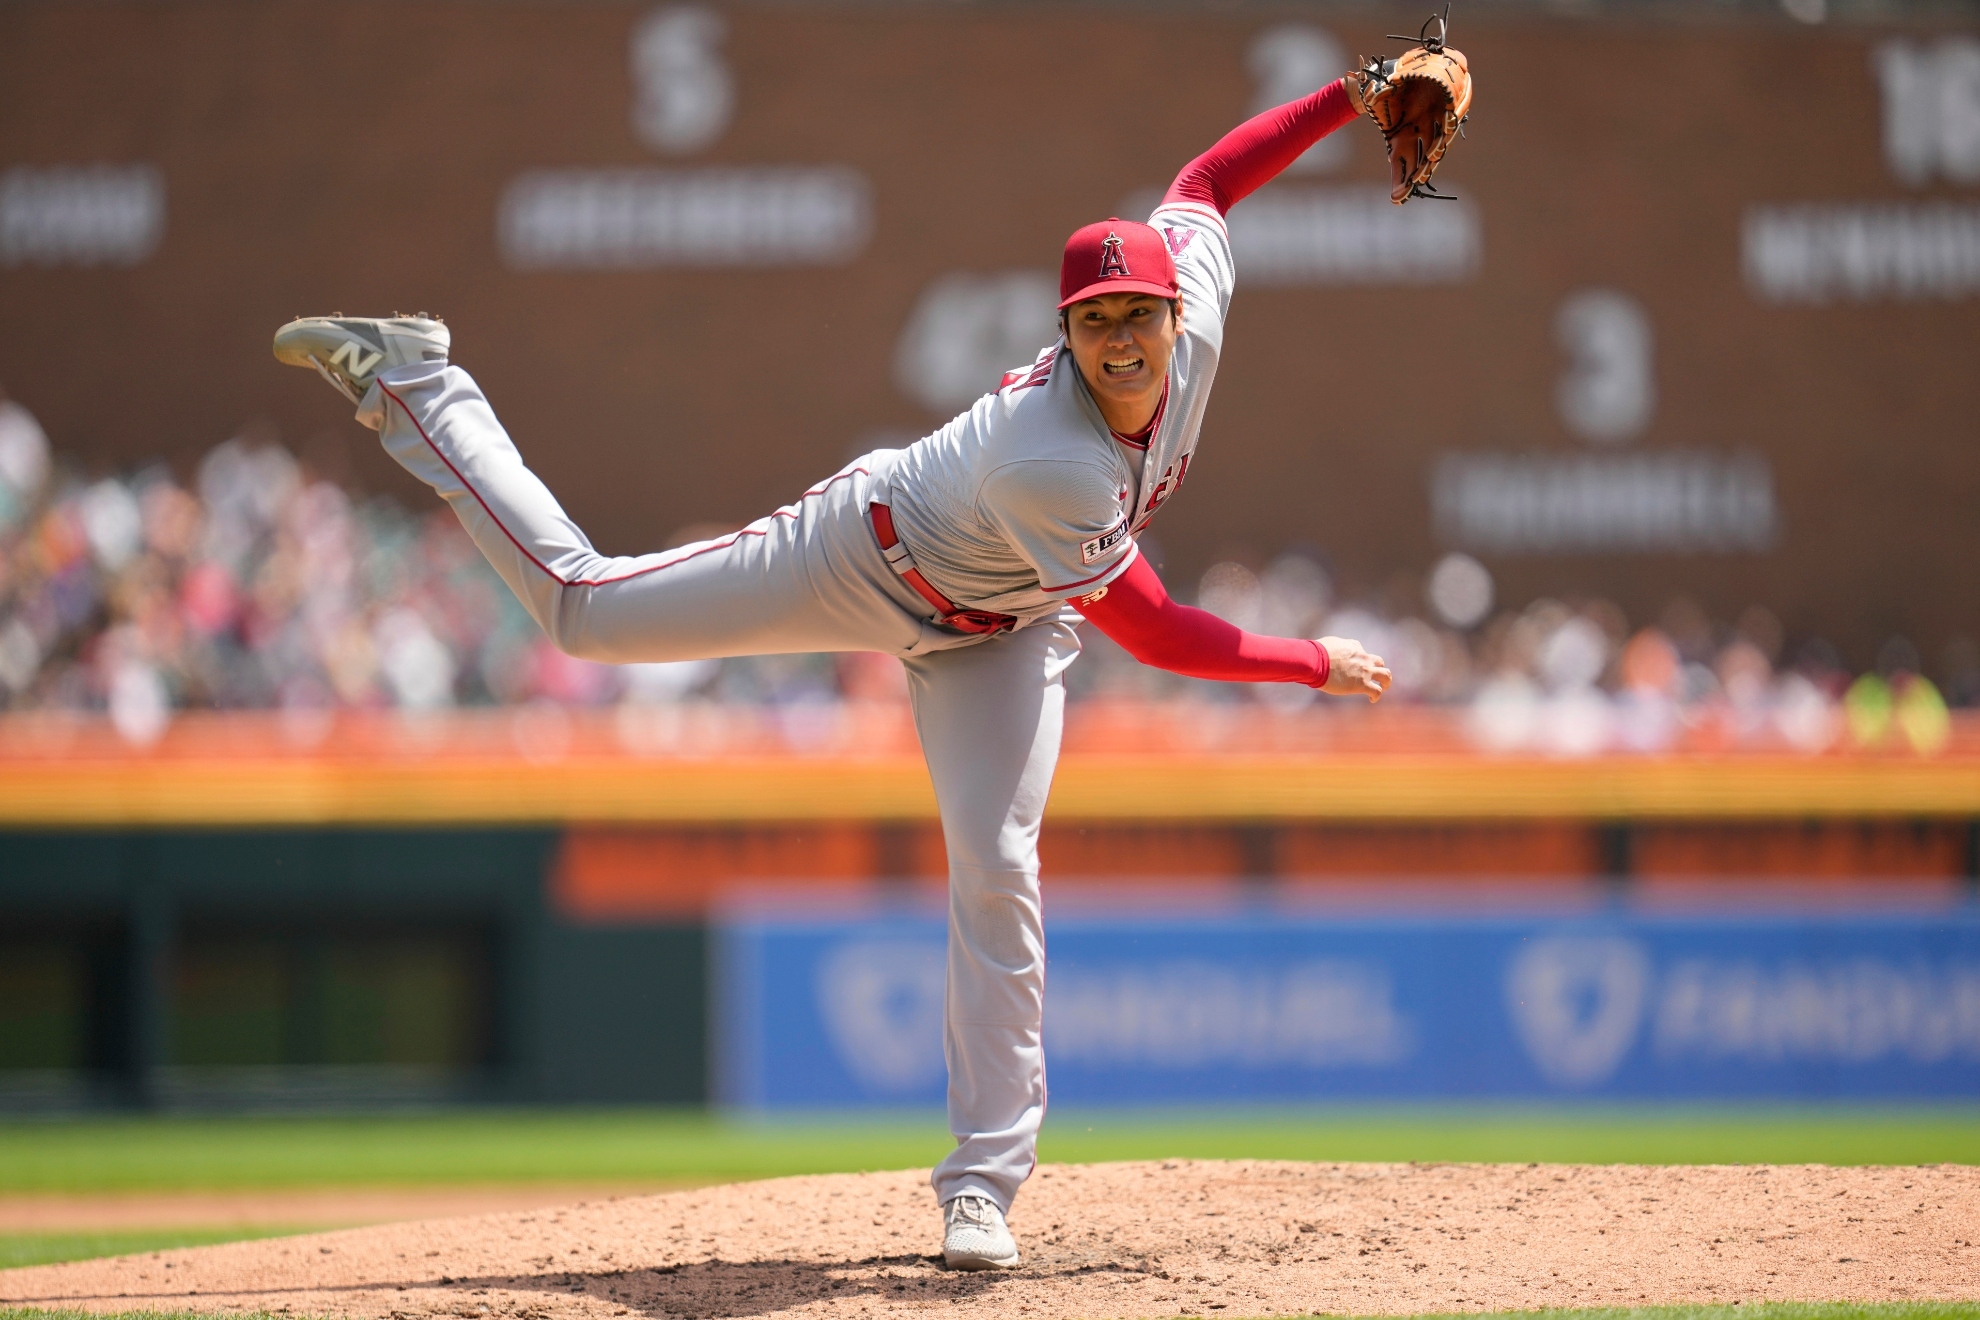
[1080,517,1130,565]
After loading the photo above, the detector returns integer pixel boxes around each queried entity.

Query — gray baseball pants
[363,361,1067,1213]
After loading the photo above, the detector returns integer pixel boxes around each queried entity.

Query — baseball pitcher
[275,39,1468,1270]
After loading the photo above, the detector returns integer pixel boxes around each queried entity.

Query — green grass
[0,1108,939,1192]
[0,1106,1976,1195]
[3,1305,1978,1320]
[1043,1105,1980,1169]
[0,1228,298,1270]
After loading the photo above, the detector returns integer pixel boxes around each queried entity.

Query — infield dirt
[1,1160,1974,1318]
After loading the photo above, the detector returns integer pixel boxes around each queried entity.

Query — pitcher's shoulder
[980,374,1107,468]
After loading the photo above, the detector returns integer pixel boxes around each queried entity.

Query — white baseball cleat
[941,1193,1020,1271]
[271,314,450,405]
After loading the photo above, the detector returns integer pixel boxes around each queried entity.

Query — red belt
[870,502,1017,636]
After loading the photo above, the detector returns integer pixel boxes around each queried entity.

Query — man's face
[1063,293,1181,423]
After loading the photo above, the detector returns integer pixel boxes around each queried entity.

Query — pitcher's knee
[943,827,1040,880]
[550,632,612,663]
[947,863,1041,910]
[545,612,640,664]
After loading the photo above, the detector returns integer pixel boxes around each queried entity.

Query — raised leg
[361,360,924,663]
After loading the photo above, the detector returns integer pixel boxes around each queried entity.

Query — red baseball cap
[1058,218,1178,309]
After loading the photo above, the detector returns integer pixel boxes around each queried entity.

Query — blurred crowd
[0,401,1967,755]
[1082,550,1967,757]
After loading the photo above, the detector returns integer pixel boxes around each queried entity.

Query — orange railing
[1,706,1977,826]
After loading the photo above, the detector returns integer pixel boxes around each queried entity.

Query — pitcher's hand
[1320,636,1392,702]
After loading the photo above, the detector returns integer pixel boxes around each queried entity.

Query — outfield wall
[18,821,1980,1110]
[13,824,1971,1110]
[4,714,1980,1106]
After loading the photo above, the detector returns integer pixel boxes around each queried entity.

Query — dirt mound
[2,1161,1974,1318]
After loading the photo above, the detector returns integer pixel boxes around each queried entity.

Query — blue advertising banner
[714,900,1980,1108]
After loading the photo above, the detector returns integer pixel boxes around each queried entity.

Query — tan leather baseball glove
[1352,22,1473,205]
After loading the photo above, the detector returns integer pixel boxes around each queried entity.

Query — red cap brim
[1057,278,1179,310]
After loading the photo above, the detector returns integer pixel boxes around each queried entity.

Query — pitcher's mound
[2,1161,1974,1318]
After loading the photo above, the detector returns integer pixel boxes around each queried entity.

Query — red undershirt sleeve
[1164,78,1360,215]
[1076,552,1330,689]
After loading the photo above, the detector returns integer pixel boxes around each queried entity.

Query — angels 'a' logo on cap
[1098,231,1130,279]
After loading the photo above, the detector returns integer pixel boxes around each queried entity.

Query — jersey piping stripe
[378,382,867,589]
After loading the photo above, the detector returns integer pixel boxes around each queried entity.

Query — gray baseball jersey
[881,199,1237,624]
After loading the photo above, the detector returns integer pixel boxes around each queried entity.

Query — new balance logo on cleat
[271,314,452,411]
[327,340,384,378]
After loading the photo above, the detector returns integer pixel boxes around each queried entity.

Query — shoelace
[948,1195,997,1229]
[307,356,362,405]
